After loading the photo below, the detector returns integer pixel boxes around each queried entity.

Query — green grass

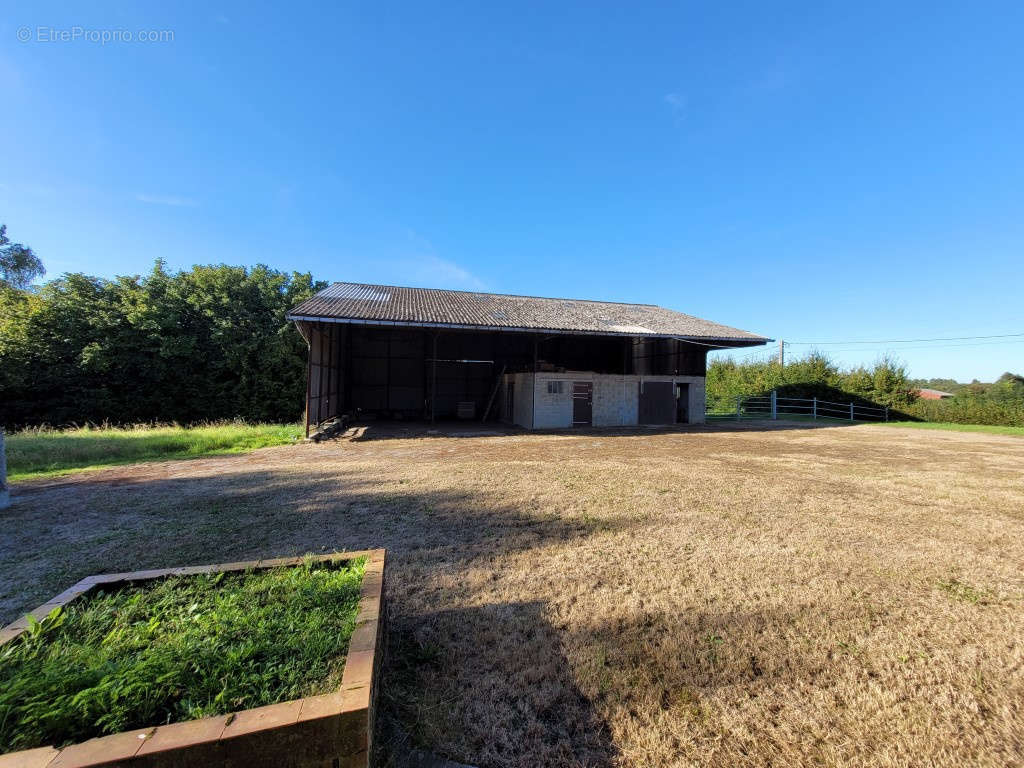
[870,421,1024,436]
[0,558,365,752]
[706,412,871,424]
[5,422,303,482]
[937,577,990,604]
[707,413,1024,435]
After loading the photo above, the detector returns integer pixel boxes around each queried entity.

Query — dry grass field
[2,422,1022,767]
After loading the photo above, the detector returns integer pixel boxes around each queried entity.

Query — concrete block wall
[505,372,537,429]
[592,375,638,426]
[503,371,706,429]
[532,375,572,429]
[687,377,706,424]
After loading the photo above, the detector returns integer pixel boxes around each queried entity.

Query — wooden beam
[326,323,334,421]
[430,332,438,424]
[531,335,538,430]
[304,335,312,438]
[317,324,326,426]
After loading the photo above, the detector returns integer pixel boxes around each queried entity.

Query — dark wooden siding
[632,339,706,376]
[300,321,344,435]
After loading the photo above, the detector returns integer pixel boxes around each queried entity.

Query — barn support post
[333,323,339,419]
[770,390,777,420]
[532,335,539,430]
[326,323,335,421]
[343,322,354,415]
[384,330,391,413]
[430,332,438,424]
[317,325,326,426]
[304,336,313,438]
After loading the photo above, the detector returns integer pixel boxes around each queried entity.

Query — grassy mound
[0,558,364,753]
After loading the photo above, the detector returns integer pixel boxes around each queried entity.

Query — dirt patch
[2,423,1023,767]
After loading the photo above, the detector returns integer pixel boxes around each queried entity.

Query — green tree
[0,224,44,289]
[0,261,324,428]
[706,351,1022,427]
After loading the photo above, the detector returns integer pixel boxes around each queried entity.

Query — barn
[916,388,955,400]
[287,282,768,435]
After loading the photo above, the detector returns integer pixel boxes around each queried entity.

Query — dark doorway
[572,381,592,426]
[675,382,690,424]
[638,381,674,424]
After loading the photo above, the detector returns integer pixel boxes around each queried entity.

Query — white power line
[787,332,1024,346]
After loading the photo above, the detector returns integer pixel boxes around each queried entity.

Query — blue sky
[2,1,1022,382]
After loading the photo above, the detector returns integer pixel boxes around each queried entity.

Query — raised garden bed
[0,549,385,768]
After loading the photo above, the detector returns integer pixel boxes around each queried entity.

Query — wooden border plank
[0,549,386,768]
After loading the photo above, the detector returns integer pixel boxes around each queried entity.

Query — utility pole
[778,339,785,367]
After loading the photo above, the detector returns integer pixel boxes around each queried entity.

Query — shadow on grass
[7,448,275,484]
[381,602,620,768]
[2,468,641,607]
[0,448,922,767]
[378,601,857,767]
[1,465,649,766]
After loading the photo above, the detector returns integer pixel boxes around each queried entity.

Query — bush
[904,394,1024,427]
[707,353,916,413]
[0,262,325,428]
[707,354,1024,427]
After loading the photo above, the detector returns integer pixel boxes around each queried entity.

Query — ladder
[480,364,507,422]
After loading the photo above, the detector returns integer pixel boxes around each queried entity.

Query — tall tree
[0,261,324,428]
[0,224,44,289]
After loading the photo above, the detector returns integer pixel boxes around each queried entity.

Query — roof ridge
[329,281,660,308]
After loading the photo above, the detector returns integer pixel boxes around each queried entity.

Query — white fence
[707,392,889,422]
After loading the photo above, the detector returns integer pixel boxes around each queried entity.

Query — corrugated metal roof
[288,282,768,344]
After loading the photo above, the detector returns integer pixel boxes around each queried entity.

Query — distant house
[287,282,768,434]
[916,388,955,400]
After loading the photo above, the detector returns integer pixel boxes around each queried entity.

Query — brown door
[638,381,674,424]
[572,382,593,426]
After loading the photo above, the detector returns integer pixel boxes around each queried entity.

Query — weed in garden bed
[0,558,365,753]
